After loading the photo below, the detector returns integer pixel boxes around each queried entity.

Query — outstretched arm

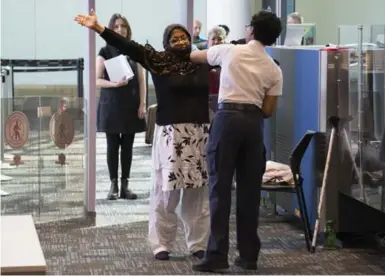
[190,50,209,64]
[190,44,234,66]
[98,27,147,67]
[75,10,150,70]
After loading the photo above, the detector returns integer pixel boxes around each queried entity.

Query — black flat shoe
[192,250,205,259]
[234,257,258,270]
[192,258,229,272]
[154,251,169,260]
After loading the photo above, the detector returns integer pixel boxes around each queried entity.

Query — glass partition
[0,96,86,223]
[338,25,385,212]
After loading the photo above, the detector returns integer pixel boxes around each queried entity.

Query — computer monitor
[284,23,316,46]
[370,25,385,47]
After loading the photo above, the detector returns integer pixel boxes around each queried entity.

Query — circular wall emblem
[49,111,75,149]
[4,111,30,149]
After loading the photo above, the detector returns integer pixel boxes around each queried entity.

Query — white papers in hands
[104,55,134,82]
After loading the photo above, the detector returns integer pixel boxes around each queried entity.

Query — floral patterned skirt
[152,123,210,191]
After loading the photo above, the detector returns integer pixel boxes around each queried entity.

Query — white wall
[0,0,187,85]
[206,0,253,42]
[193,0,208,38]
[296,0,385,45]
[193,0,259,41]
[5,0,383,86]
[1,0,87,85]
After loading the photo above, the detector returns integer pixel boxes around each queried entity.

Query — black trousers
[106,133,135,180]
[206,105,265,262]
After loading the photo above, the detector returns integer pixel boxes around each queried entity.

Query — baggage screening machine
[265,39,385,234]
[264,45,348,229]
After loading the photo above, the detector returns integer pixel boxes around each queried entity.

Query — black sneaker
[234,257,258,270]
[192,258,229,272]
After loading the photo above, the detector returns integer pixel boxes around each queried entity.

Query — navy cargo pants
[205,103,265,262]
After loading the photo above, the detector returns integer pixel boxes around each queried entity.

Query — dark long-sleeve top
[100,28,209,126]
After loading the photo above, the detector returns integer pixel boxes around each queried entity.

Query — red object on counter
[209,68,221,95]
[321,47,349,52]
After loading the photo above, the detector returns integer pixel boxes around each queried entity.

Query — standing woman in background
[96,13,146,200]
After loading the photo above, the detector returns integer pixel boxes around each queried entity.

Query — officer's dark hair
[218,24,230,36]
[250,11,282,46]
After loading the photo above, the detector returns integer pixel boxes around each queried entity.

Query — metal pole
[382,25,385,212]
[187,0,194,35]
[337,26,341,46]
[77,58,84,98]
[84,0,97,215]
[356,25,366,202]
[37,96,42,217]
[311,126,336,252]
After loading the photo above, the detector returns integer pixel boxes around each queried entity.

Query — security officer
[190,11,283,272]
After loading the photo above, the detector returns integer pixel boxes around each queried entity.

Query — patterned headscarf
[162,24,190,50]
[142,24,197,76]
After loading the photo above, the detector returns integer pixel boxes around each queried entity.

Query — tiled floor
[1,132,385,274]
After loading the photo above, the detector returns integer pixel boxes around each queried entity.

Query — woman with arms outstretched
[75,10,210,261]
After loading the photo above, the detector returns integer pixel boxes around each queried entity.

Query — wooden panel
[1,215,46,274]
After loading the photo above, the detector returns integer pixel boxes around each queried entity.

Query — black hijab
[142,24,196,76]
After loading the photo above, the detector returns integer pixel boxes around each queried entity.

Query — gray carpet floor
[35,208,385,275]
[2,132,385,274]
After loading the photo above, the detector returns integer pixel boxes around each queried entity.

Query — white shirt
[207,40,283,109]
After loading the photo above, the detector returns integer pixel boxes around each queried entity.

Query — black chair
[262,130,316,252]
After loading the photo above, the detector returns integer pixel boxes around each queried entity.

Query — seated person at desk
[287,12,305,45]
[287,12,303,24]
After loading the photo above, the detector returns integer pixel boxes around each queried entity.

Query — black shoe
[192,258,229,272]
[107,179,118,200]
[234,257,258,270]
[155,251,169,260]
[120,178,137,200]
[192,250,205,259]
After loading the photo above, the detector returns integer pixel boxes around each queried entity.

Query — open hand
[74,9,98,29]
